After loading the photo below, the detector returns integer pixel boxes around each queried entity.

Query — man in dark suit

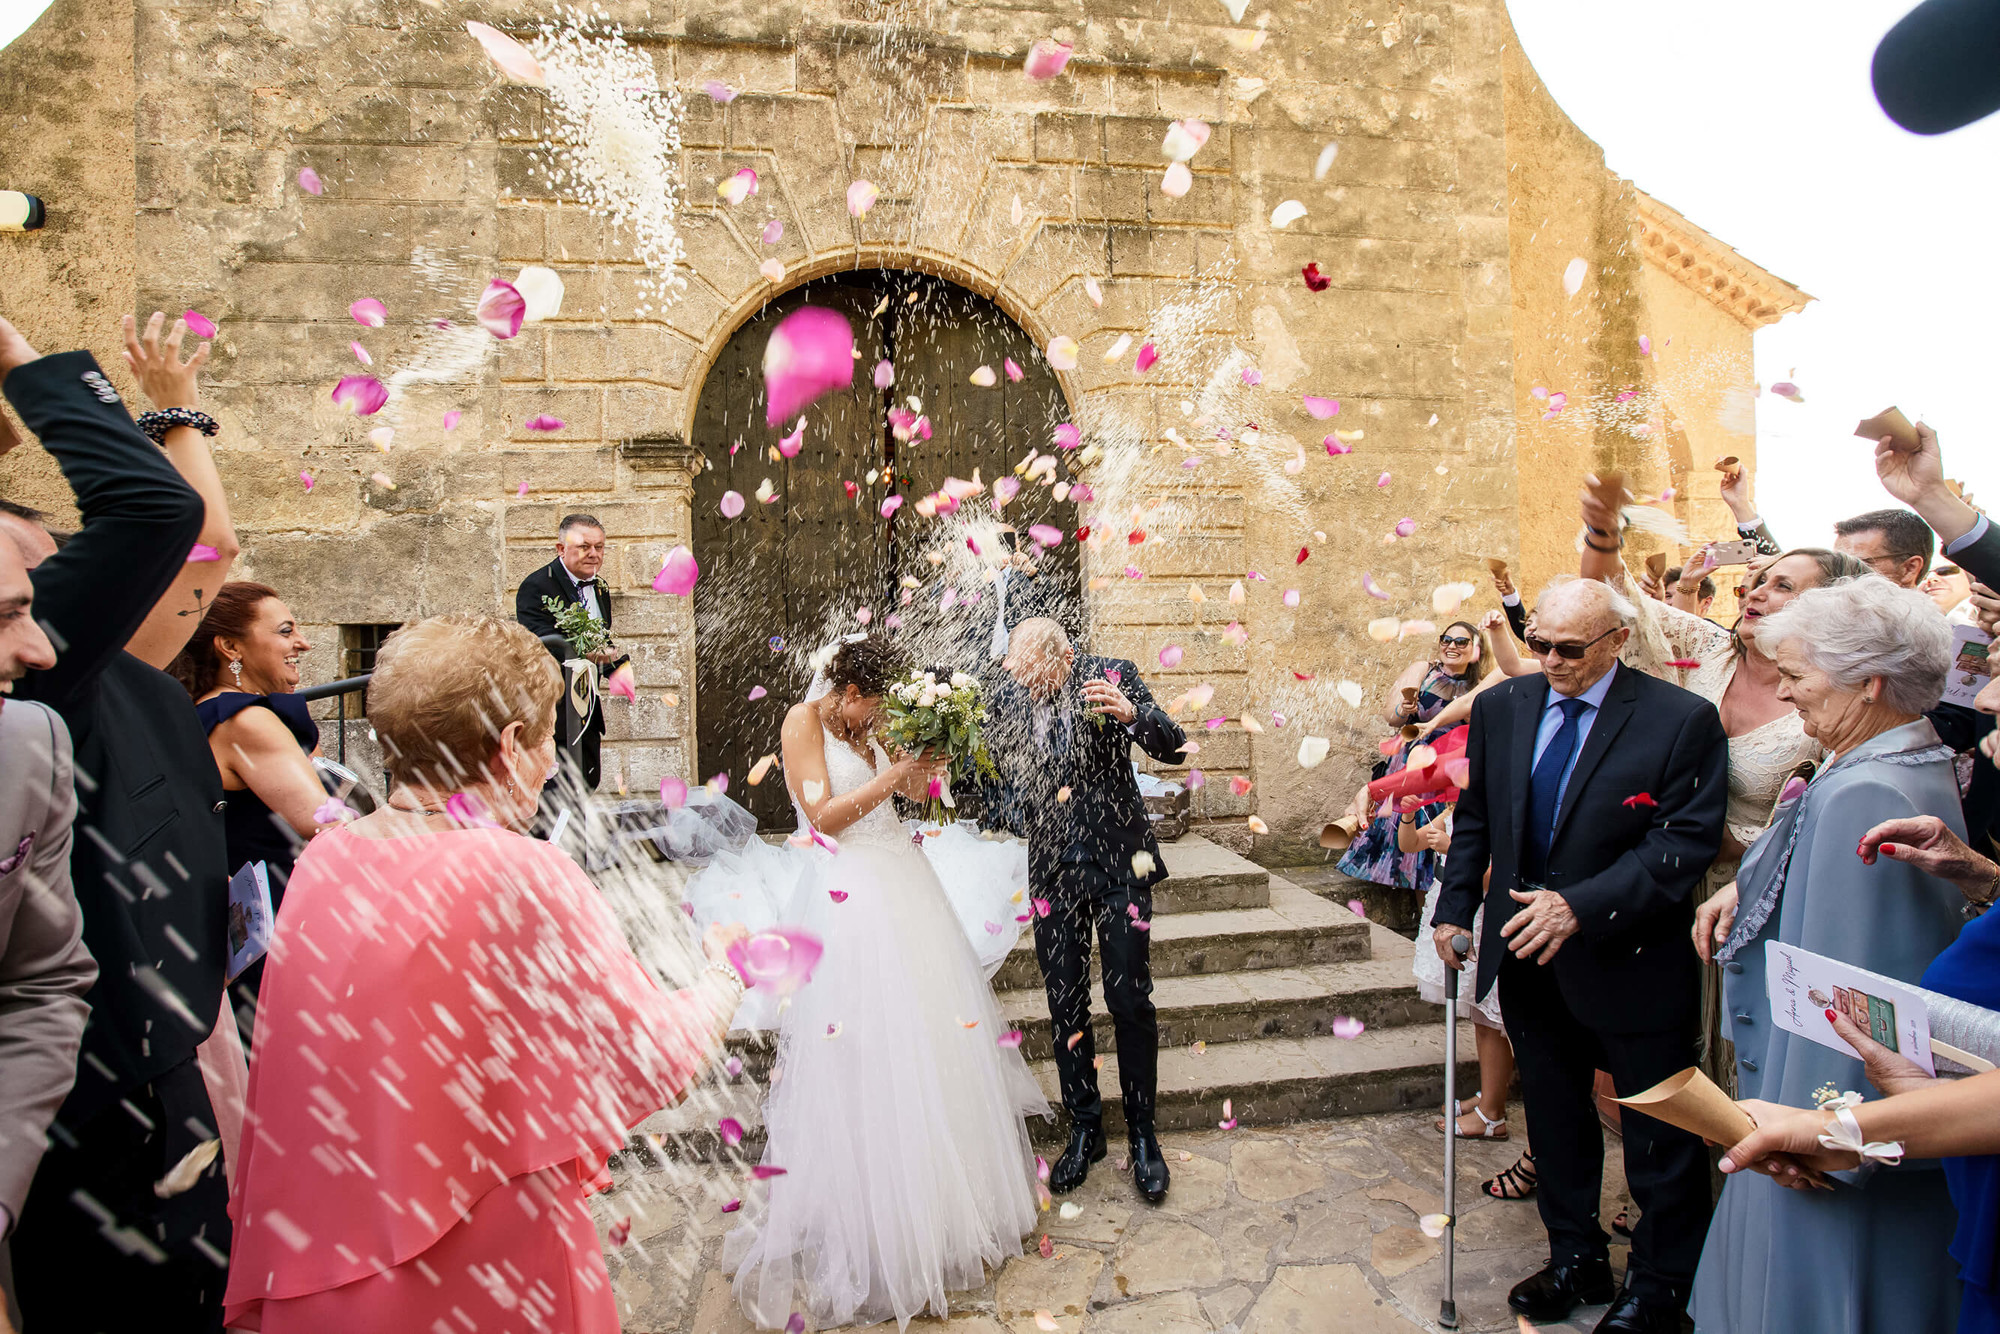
[1432,577,1728,1334]
[1,315,233,1332]
[514,512,630,792]
[987,617,1186,1203]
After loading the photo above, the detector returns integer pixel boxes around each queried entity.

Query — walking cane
[1440,932,1472,1330]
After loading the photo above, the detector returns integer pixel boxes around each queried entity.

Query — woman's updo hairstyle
[825,634,906,698]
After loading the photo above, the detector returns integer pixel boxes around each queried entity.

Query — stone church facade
[0,0,1804,857]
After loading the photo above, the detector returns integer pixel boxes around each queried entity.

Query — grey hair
[556,512,604,538]
[1755,577,1953,714]
[1535,575,1638,630]
[1009,617,1071,656]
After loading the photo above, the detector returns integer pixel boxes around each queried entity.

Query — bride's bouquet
[880,668,997,825]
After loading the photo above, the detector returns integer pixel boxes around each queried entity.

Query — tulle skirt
[697,831,1049,1330]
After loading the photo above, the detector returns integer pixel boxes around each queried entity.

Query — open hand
[122,311,208,411]
[1501,887,1577,963]
[1082,677,1135,725]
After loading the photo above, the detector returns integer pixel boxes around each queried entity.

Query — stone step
[988,875,1366,991]
[639,1019,1480,1160]
[1150,833,1270,913]
[1281,862,1426,935]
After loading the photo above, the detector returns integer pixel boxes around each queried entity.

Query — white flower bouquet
[880,668,997,824]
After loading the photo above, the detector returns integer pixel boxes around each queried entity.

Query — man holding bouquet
[989,618,1187,1203]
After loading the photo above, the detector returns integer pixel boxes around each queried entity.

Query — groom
[988,618,1187,1203]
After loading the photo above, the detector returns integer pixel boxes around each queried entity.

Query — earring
[229,660,242,683]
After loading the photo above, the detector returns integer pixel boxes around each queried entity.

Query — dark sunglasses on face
[1524,626,1620,660]
[1438,635,1474,648]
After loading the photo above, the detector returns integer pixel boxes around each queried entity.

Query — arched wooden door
[691,270,1082,828]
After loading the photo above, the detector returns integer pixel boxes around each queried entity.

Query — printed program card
[1765,939,1936,1077]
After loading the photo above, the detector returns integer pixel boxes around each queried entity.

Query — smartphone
[1706,539,1761,567]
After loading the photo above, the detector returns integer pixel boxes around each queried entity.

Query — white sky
[5,0,1993,551]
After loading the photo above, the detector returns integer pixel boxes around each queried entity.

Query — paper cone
[1485,557,1509,576]
[1613,1067,1755,1146]
[1854,407,1918,452]
[1319,815,1360,850]
[1645,552,1668,580]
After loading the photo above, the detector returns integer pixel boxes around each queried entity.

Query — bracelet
[1817,1104,1904,1165]
[1584,523,1614,537]
[1584,539,1622,554]
[136,408,219,446]
[705,959,746,995]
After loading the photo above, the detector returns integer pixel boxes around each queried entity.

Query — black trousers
[13,1056,231,1333]
[1033,858,1158,1133]
[1499,952,1713,1304]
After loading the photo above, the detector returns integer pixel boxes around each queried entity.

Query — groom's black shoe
[1508,1258,1617,1322]
[1129,1125,1170,1204]
[1049,1122,1106,1194]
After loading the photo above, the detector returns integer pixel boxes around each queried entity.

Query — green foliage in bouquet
[541,594,612,658]
[880,668,998,823]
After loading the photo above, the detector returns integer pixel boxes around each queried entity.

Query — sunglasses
[1524,626,1621,660]
[1438,635,1474,648]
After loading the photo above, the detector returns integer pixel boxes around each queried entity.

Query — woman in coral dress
[221,614,743,1333]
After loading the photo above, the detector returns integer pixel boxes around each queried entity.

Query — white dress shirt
[563,562,603,621]
[1531,664,1619,828]
[989,570,1012,659]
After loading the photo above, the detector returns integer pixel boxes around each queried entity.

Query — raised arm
[1377,658,1429,727]
[1478,610,1537,677]
[0,318,203,713]
[123,314,241,669]
[1717,456,1781,554]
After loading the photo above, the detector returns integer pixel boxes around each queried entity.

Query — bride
[685,634,1050,1330]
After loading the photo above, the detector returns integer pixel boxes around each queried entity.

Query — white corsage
[1815,1097,1904,1166]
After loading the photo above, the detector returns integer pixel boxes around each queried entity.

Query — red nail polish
[1825,1008,1839,1023]
[1882,843,1898,854]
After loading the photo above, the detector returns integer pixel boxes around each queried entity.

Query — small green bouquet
[541,594,612,658]
[880,668,997,824]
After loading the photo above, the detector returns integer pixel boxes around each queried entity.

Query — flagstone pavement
[593,1110,1638,1333]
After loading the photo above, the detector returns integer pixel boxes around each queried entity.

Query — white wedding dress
[684,725,1050,1330]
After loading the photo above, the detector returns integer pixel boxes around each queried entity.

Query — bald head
[1530,578,1633,698]
[1005,617,1073,699]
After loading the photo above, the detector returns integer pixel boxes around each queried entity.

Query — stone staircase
[640,835,1472,1156]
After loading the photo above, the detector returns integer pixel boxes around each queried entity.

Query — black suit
[1432,663,1727,1306]
[5,352,232,1331]
[987,656,1185,1132]
[514,557,628,791]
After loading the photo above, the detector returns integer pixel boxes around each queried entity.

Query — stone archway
[690,269,1081,827]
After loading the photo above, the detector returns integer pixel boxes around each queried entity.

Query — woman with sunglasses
[1579,479,1871,1089]
[1335,621,1491,897]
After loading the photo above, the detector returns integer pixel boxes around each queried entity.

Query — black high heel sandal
[1483,1151,1537,1201]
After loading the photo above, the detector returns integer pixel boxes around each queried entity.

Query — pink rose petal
[517,482,529,497]
[331,374,388,415]
[1303,395,1339,419]
[721,1198,742,1213]
[1135,343,1159,373]
[1161,161,1193,198]
[475,280,525,339]
[761,218,784,245]
[702,79,737,103]
[297,166,324,196]
[349,340,372,366]
[997,1029,1026,1048]
[653,546,700,596]
[186,543,222,563]
[349,298,387,328]
[1053,422,1081,450]
[718,1117,745,1147]
[660,776,689,810]
[443,410,462,431]
[299,471,315,492]
[1638,334,1652,355]
[1159,645,1183,668]
[524,415,564,432]
[1394,518,1416,537]
[728,927,825,997]
[1004,358,1024,382]
[1362,573,1391,600]
[1325,436,1353,456]
[1282,589,1301,608]
[183,309,217,339]
[446,791,499,828]
[1240,366,1262,387]
[1028,523,1064,548]
[763,306,855,425]
[1332,1015,1364,1039]
[1376,471,1391,488]
[1022,38,1073,80]
[880,494,904,518]
[847,179,879,218]
[751,1164,790,1179]
[720,490,745,518]
[465,20,545,85]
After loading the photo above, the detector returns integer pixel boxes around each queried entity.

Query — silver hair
[1008,617,1071,656]
[1535,575,1638,630]
[1754,576,1953,714]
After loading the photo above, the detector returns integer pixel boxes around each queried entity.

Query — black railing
[299,634,578,767]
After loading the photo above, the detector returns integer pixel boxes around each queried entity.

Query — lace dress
[690,728,1049,1331]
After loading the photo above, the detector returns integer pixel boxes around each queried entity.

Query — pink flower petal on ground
[763,306,855,425]
[1240,366,1262,387]
[300,471,315,492]
[718,1117,745,1147]
[183,310,216,339]
[654,545,700,595]
[332,375,388,415]
[465,20,545,85]
[1159,645,1183,668]
[1053,422,1081,450]
[847,179,879,217]
[728,927,825,997]
[443,410,462,430]
[997,1029,1026,1048]
[1004,357,1024,382]
[880,494,904,518]
[1023,38,1073,80]
[1332,1015,1365,1039]
[702,79,737,103]
[524,415,564,431]
[761,218,784,245]
[297,167,324,195]
[1362,573,1391,600]
[751,1164,790,1180]
[1028,523,1064,548]
[1325,436,1353,456]
[720,490,745,518]
[1303,395,1339,419]
[349,298,387,327]
[1161,161,1193,197]
[186,543,222,563]
[1394,517,1416,537]
[476,280,525,338]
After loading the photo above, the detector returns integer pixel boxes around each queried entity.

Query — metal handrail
[304,633,577,764]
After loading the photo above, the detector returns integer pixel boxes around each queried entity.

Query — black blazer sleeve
[1948,521,2000,593]
[516,566,561,644]
[1503,598,1528,643]
[1113,660,1186,764]
[1928,701,1982,754]
[1559,699,1729,938]
[5,352,203,714]
[1431,689,1494,932]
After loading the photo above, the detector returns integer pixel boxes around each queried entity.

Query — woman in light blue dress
[1691,578,1967,1332]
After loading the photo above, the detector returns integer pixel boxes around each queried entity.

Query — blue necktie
[1523,697,1588,885]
